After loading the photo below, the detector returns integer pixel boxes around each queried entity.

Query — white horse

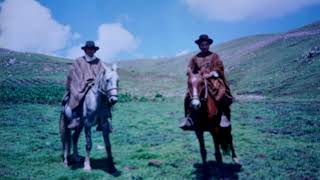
[60,64,119,173]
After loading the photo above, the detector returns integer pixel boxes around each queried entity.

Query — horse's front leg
[84,119,93,171]
[101,117,117,173]
[195,130,207,167]
[72,122,83,163]
[229,131,241,165]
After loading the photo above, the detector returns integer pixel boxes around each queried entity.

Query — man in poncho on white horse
[60,41,119,173]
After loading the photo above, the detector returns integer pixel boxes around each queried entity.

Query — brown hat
[195,34,213,45]
[81,41,99,51]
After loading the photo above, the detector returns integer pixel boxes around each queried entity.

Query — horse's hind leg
[60,112,71,167]
[102,118,117,173]
[195,130,207,167]
[229,132,241,165]
[84,121,92,171]
[229,132,236,158]
[63,130,71,167]
[210,130,222,165]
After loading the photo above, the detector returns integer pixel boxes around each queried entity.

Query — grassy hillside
[0,49,71,104]
[119,22,320,100]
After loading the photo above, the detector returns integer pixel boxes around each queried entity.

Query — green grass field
[1,98,319,179]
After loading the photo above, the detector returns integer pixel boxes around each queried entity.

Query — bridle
[188,75,208,102]
[98,87,118,98]
[96,71,118,100]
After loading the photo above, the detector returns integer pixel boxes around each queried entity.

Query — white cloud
[0,0,73,53]
[176,49,189,57]
[65,45,82,59]
[185,0,320,21]
[67,23,139,61]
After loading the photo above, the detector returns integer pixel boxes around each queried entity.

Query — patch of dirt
[148,160,161,167]
[235,94,266,101]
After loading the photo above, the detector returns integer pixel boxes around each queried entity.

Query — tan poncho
[188,52,233,104]
[65,56,104,109]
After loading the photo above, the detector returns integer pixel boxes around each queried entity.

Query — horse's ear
[112,64,117,71]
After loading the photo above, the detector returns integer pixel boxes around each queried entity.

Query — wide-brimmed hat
[81,41,99,51]
[195,34,213,45]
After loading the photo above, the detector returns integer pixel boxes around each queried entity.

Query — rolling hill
[1,21,320,102]
[118,21,320,100]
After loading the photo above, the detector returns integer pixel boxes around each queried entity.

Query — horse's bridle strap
[98,88,118,96]
[188,79,208,101]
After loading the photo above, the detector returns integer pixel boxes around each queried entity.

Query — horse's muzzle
[109,96,118,105]
[191,99,201,110]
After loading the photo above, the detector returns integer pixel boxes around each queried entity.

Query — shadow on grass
[66,155,121,177]
[192,160,242,180]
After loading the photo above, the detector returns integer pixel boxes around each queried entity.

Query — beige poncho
[65,56,104,109]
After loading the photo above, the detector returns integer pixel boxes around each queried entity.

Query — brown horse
[186,68,240,167]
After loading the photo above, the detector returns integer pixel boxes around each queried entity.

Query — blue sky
[1,0,320,61]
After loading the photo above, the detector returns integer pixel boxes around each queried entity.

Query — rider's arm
[66,58,85,92]
[65,62,75,91]
[187,56,199,75]
[204,54,225,79]
[211,54,225,78]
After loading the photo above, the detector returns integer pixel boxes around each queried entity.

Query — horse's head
[187,67,205,110]
[100,64,119,105]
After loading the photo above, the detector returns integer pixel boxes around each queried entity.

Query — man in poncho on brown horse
[181,34,240,167]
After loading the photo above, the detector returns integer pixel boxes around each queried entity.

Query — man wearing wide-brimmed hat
[63,41,105,129]
[184,34,233,124]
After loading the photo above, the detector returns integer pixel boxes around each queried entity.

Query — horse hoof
[109,166,117,174]
[202,163,208,170]
[232,157,241,165]
[84,160,92,171]
[63,161,68,167]
[84,166,92,171]
[72,155,83,163]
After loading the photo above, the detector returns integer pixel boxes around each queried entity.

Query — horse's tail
[59,109,66,144]
[60,92,70,144]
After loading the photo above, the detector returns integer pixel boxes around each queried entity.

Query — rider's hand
[203,73,211,79]
[211,71,219,78]
[203,71,219,78]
